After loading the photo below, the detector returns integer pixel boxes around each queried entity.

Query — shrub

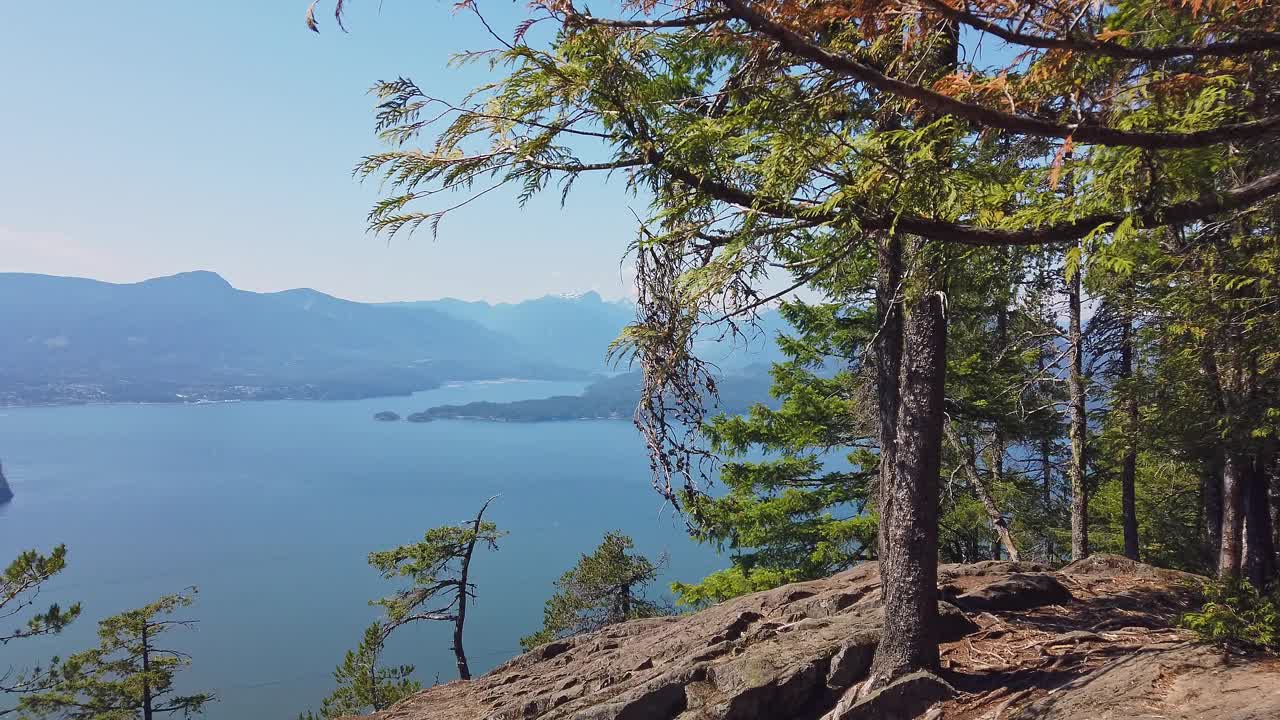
[1180,580,1279,650]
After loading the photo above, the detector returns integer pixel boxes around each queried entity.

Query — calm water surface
[0,381,723,719]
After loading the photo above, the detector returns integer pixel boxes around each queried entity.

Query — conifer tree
[369,497,504,681]
[1,546,81,713]
[19,591,213,720]
[313,0,1280,685]
[299,623,419,720]
[521,532,665,651]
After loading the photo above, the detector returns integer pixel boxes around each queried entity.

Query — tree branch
[717,0,1280,149]
[920,0,1280,61]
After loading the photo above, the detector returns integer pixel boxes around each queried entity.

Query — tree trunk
[1067,257,1089,560]
[1119,315,1140,560]
[875,233,904,559]
[869,277,946,687]
[453,498,495,681]
[1200,351,1227,567]
[142,623,153,720]
[1219,452,1246,581]
[1204,451,1224,568]
[946,424,1019,562]
[1244,450,1277,589]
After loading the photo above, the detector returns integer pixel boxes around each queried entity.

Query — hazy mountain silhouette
[0,272,790,404]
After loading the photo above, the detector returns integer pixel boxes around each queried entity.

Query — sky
[0,2,647,303]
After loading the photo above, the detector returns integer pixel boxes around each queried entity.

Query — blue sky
[0,2,643,302]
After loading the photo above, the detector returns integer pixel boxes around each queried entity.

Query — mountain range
[0,272,788,405]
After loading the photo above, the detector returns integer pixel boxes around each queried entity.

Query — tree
[299,623,420,719]
[521,532,666,651]
[314,0,1280,687]
[19,591,213,720]
[1,546,81,713]
[368,497,503,681]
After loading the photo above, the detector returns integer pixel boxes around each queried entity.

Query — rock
[822,671,954,720]
[374,411,402,422]
[0,460,12,503]
[405,412,434,423]
[1009,644,1280,720]
[952,572,1073,613]
[351,559,1280,720]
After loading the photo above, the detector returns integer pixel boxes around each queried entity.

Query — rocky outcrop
[0,460,12,503]
[354,556,1280,720]
[374,411,402,422]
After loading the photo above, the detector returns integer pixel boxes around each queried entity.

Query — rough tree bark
[1119,314,1140,560]
[868,268,947,687]
[1067,252,1089,560]
[1219,452,1246,581]
[875,232,904,559]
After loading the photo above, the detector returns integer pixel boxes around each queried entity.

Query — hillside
[400,294,790,373]
[346,556,1280,720]
[0,272,575,405]
[413,368,776,422]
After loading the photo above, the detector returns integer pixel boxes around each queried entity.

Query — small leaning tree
[19,590,213,720]
[521,532,666,651]
[369,497,504,681]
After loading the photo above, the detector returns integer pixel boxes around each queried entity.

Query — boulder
[951,572,1073,613]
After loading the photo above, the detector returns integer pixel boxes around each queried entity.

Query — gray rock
[952,572,1073,613]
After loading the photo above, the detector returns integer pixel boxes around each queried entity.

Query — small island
[373,411,402,422]
[411,370,773,423]
[0,460,13,504]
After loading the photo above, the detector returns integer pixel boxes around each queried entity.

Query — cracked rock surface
[352,556,1280,720]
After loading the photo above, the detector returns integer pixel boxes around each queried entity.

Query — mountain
[398,292,790,372]
[392,291,637,372]
[0,272,575,405]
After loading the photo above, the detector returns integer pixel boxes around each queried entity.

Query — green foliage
[1,546,81,645]
[299,623,420,719]
[1089,453,1209,572]
[1181,580,1280,650]
[19,591,213,720]
[671,301,879,607]
[368,513,504,629]
[521,533,665,650]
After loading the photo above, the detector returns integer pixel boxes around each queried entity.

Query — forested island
[412,370,775,422]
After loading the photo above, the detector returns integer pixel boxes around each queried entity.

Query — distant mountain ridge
[0,272,571,405]
[390,291,637,372]
[0,272,790,406]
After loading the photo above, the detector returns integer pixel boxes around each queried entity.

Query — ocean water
[0,381,724,719]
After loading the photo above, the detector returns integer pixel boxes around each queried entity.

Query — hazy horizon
[1,3,641,304]
[2,268,638,306]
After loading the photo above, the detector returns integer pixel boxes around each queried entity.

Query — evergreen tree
[299,623,419,720]
[1,546,81,713]
[521,532,665,651]
[19,591,213,720]
[315,0,1280,685]
[369,497,504,681]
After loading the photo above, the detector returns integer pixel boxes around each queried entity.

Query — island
[412,369,774,423]
[373,411,402,422]
[0,461,12,503]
